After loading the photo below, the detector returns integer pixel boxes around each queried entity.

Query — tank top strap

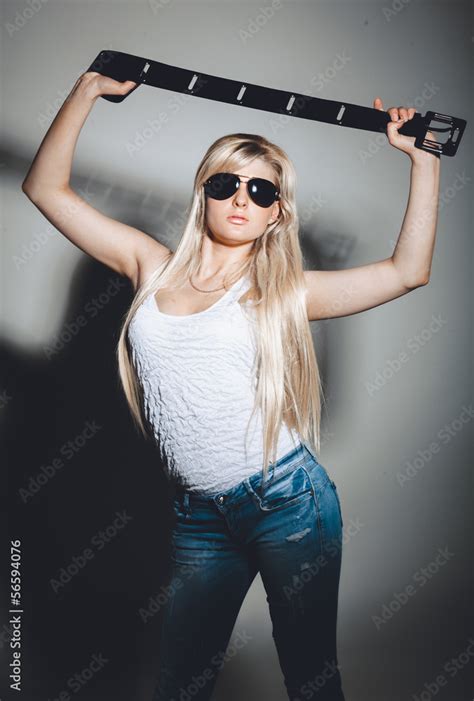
[229,274,252,305]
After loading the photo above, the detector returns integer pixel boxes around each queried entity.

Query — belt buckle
[416,111,467,157]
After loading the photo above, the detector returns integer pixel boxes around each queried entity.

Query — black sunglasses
[203,172,280,208]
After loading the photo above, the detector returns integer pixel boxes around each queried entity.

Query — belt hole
[337,104,346,123]
[237,85,247,102]
[187,74,199,91]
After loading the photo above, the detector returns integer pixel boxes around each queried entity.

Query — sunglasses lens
[204,173,238,200]
[204,173,279,208]
[248,178,278,207]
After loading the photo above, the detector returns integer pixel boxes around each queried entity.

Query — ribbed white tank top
[127,273,301,493]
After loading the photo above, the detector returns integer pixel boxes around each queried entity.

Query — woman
[22,71,440,701]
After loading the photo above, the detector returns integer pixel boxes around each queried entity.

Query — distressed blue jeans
[152,442,345,701]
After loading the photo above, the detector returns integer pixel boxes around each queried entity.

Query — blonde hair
[116,133,325,483]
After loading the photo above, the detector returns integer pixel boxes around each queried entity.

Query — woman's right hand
[72,71,139,101]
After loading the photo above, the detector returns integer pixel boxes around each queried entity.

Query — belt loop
[183,492,191,516]
[269,461,275,482]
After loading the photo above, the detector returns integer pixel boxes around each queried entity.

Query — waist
[172,441,310,504]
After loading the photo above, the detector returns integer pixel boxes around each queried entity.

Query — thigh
[250,458,345,700]
[151,496,258,701]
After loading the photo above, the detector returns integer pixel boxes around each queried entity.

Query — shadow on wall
[3,256,177,701]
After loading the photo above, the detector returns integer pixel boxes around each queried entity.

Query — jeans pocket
[256,464,314,512]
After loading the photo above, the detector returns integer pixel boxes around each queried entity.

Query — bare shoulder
[133,236,174,293]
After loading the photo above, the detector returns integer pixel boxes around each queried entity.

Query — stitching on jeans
[302,464,331,549]
[253,463,313,511]
[329,480,343,528]
[256,453,307,501]
[264,454,307,486]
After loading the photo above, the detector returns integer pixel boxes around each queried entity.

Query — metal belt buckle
[416,111,466,158]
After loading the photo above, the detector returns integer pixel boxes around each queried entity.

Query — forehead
[223,158,277,181]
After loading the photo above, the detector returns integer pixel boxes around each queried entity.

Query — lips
[227,216,248,223]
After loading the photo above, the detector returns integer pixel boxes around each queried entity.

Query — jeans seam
[329,480,343,528]
[303,464,332,548]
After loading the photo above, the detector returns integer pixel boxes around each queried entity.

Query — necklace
[189,273,237,294]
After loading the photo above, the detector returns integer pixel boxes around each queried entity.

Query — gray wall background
[1,1,472,700]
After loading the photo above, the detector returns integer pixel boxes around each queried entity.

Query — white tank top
[127,273,301,493]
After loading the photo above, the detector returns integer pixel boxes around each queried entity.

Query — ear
[269,200,280,224]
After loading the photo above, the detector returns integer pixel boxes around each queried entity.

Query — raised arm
[21,71,172,292]
[305,97,441,321]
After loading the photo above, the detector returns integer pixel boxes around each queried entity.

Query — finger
[386,120,406,144]
[387,119,403,133]
[398,106,409,122]
[374,96,384,110]
[408,107,417,119]
[388,107,399,122]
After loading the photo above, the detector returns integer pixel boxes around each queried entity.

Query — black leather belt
[87,49,467,159]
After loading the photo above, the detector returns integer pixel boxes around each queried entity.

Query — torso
[127,271,302,492]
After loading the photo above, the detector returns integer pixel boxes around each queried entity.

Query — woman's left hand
[374,96,439,164]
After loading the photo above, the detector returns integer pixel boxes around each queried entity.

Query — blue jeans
[152,442,345,701]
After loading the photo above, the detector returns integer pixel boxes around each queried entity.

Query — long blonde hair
[116,133,325,483]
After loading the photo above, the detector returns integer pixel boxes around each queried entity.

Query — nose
[232,179,250,206]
